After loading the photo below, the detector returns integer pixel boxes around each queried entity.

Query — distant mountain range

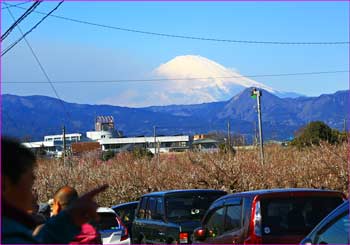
[2,88,348,142]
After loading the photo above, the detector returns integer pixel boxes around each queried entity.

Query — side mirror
[193,227,206,241]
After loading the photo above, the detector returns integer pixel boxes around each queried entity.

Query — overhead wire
[1,1,31,10]
[2,70,349,84]
[5,3,73,129]
[1,1,41,41]
[3,2,350,45]
[2,1,64,57]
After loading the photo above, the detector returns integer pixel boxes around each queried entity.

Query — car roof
[215,188,344,201]
[141,189,226,197]
[97,207,117,214]
[111,201,139,209]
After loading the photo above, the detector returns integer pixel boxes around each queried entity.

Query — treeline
[291,121,348,148]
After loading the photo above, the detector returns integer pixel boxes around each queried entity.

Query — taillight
[245,197,262,244]
[116,215,129,241]
[253,201,262,237]
[179,232,188,243]
[120,226,129,241]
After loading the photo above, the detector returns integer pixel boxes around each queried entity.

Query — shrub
[101,150,115,161]
[132,147,154,159]
[291,121,340,148]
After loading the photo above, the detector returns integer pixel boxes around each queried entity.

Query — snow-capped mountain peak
[153,55,277,103]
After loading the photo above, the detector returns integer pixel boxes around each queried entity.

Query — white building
[86,131,113,141]
[22,140,63,157]
[99,135,190,153]
[23,133,82,157]
[44,133,82,142]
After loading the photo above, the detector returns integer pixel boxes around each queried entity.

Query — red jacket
[70,223,102,244]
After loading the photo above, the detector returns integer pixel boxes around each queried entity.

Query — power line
[3,2,350,46]
[2,1,64,57]
[3,70,349,84]
[1,1,41,41]
[5,4,72,127]
[1,1,31,10]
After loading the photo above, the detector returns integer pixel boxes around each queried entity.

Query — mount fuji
[153,55,302,104]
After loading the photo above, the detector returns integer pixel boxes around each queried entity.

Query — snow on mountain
[153,55,278,103]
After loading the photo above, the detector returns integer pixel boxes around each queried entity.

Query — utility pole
[227,120,231,147]
[251,88,264,165]
[157,140,160,165]
[62,125,66,164]
[153,126,156,155]
[253,121,258,146]
[343,118,347,132]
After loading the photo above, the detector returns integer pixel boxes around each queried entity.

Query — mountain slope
[2,89,348,141]
[152,55,302,105]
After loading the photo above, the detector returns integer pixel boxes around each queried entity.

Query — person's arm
[36,185,108,244]
[35,210,81,243]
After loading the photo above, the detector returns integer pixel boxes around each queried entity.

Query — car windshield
[261,196,343,236]
[94,213,120,231]
[166,193,222,221]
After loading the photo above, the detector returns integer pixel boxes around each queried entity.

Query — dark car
[193,188,345,244]
[300,200,349,244]
[112,201,139,239]
[131,189,227,244]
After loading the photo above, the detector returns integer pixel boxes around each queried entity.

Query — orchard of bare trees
[34,142,349,207]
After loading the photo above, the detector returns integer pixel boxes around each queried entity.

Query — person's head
[52,186,78,215]
[2,137,36,212]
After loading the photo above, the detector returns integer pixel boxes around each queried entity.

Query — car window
[114,205,137,224]
[137,197,148,219]
[166,193,223,221]
[95,212,119,230]
[225,205,242,232]
[147,197,157,219]
[155,197,164,216]
[260,196,342,236]
[315,212,349,244]
[206,207,225,237]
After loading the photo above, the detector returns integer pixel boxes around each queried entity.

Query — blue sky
[1,1,349,106]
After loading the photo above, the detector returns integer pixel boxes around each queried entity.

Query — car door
[202,200,226,244]
[132,197,148,243]
[144,196,157,243]
[203,198,243,244]
[152,197,169,244]
[221,198,244,244]
[145,196,168,244]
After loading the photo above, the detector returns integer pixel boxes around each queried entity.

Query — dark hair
[1,137,36,184]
